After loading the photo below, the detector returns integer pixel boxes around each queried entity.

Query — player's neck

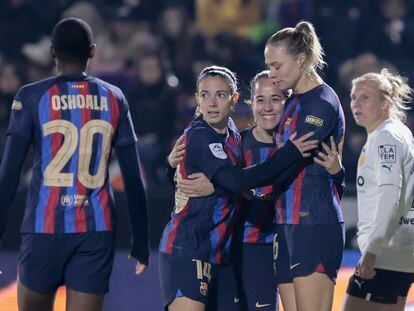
[253,126,273,143]
[56,62,88,76]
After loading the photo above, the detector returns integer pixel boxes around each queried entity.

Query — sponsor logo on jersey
[200,282,208,296]
[60,194,89,207]
[209,143,227,159]
[357,176,364,186]
[399,216,414,225]
[305,115,324,127]
[11,100,22,110]
[378,145,396,163]
[358,149,366,166]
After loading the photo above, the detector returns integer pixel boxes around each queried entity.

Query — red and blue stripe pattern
[209,131,239,262]
[241,133,276,244]
[33,80,121,233]
[159,133,190,254]
[160,119,241,264]
[275,98,304,224]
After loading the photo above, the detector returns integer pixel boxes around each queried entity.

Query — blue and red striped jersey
[159,116,241,264]
[274,83,345,224]
[238,128,276,244]
[7,74,137,234]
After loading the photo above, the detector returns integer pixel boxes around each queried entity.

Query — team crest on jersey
[200,282,208,296]
[305,115,324,127]
[358,149,366,167]
[209,143,227,159]
[11,100,22,110]
[283,118,292,130]
[378,145,396,163]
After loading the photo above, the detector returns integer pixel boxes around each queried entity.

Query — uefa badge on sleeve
[200,282,208,296]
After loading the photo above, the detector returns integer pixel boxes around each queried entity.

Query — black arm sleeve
[212,140,302,194]
[165,158,176,188]
[332,167,345,199]
[0,135,31,240]
[116,143,149,265]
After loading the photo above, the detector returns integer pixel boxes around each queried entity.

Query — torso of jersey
[238,128,276,244]
[159,116,241,264]
[357,119,414,272]
[8,74,137,234]
[275,83,345,224]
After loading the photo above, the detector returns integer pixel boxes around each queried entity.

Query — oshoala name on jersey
[51,95,109,111]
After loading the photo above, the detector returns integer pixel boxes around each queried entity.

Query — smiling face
[264,43,304,92]
[350,80,390,132]
[252,77,285,131]
[196,76,236,133]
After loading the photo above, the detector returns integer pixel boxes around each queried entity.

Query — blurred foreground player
[0,18,149,311]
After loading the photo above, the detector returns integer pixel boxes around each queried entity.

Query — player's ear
[381,99,391,111]
[89,43,96,59]
[231,92,240,105]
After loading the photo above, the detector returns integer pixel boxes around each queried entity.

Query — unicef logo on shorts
[61,194,74,206]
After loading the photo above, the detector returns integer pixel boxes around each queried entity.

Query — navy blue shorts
[19,232,115,294]
[346,269,414,304]
[274,224,344,284]
[273,225,292,285]
[232,242,278,311]
[159,252,240,310]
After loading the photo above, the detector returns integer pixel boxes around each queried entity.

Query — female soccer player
[233,70,285,311]
[170,70,345,311]
[0,18,149,311]
[264,20,346,311]
[158,65,318,311]
[343,69,414,311]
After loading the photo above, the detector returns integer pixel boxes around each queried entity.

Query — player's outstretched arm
[210,132,318,194]
[116,143,149,274]
[0,135,31,240]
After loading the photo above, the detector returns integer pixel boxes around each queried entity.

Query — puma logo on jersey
[382,164,392,172]
[354,278,364,289]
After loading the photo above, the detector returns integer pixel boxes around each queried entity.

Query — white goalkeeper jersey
[356,118,414,272]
